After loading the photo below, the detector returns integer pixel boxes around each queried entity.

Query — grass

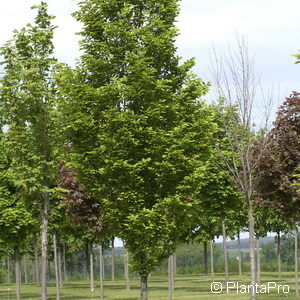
[0,272,299,299]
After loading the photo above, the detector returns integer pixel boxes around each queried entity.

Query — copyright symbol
[211,282,223,293]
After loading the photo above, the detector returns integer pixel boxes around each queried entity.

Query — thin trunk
[53,233,60,300]
[124,248,130,291]
[168,256,173,300]
[99,243,104,300]
[41,190,50,300]
[58,245,62,288]
[256,237,260,284]
[24,256,28,284]
[173,254,177,277]
[15,247,21,300]
[85,243,90,281]
[102,251,105,279]
[222,219,229,283]
[35,240,39,286]
[237,232,242,276]
[111,237,115,281]
[210,240,214,280]
[277,231,281,278]
[7,256,10,284]
[203,242,208,274]
[140,274,148,300]
[48,260,51,281]
[295,223,299,297]
[63,244,67,282]
[82,257,86,280]
[90,243,95,291]
[171,254,175,290]
[248,199,257,300]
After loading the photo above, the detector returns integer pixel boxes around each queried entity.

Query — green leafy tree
[0,3,59,299]
[57,0,216,299]
[0,135,37,299]
[190,160,246,281]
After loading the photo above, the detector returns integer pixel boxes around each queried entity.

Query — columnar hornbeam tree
[0,3,58,299]
[57,0,216,299]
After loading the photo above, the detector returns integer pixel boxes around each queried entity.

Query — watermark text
[211,281,290,294]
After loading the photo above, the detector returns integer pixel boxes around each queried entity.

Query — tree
[187,158,246,282]
[0,3,59,299]
[209,36,273,300]
[0,137,36,300]
[57,0,216,299]
[256,91,300,295]
[58,161,109,297]
[256,92,300,217]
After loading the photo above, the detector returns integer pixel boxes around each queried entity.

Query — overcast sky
[1,0,299,92]
[1,0,298,244]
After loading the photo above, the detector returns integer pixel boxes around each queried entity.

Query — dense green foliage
[0,138,36,250]
[57,0,217,279]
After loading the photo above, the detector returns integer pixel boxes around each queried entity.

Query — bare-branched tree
[209,34,274,300]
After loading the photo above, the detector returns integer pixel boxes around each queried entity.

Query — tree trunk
[58,245,62,288]
[102,251,105,279]
[168,256,173,300]
[15,247,21,300]
[90,243,95,291]
[63,244,67,282]
[222,219,229,283]
[295,223,299,297]
[237,232,242,276]
[124,248,130,291]
[111,237,115,281]
[210,240,214,280]
[277,230,281,278]
[48,260,51,281]
[256,237,260,284]
[173,254,177,277]
[53,233,60,300]
[85,243,90,281]
[140,274,148,300]
[7,256,10,284]
[35,240,39,286]
[41,190,50,300]
[82,258,86,280]
[203,242,208,274]
[247,199,257,300]
[24,256,28,284]
[99,243,104,300]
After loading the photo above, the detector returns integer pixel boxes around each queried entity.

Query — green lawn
[0,272,298,299]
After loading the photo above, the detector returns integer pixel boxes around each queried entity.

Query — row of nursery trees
[0,1,299,300]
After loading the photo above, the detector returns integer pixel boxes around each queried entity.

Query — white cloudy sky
[0,1,298,244]
[1,0,299,93]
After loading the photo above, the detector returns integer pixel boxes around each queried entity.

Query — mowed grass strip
[0,273,298,300]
